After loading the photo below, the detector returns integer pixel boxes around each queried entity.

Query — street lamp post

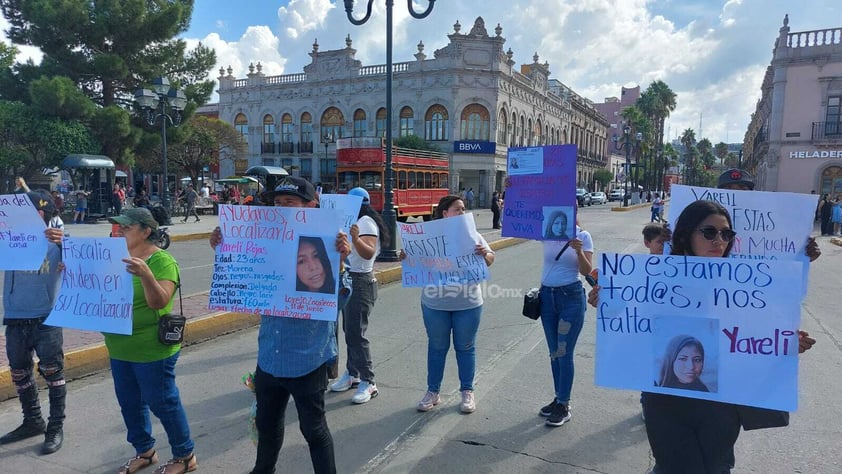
[134,77,187,214]
[613,125,642,207]
[344,0,437,262]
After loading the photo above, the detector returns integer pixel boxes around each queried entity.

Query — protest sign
[399,213,489,287]
[209,205,342,321]
[319,193,363,240]
[668,185,817,260]
[594,252,805,411]
[0,193,49,270]
[46,238,133,335]
[501,145,577,240]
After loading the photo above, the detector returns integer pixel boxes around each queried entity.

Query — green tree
[0,0,216,163]
[680,128,697,185]
[637,81,677,192]
[697,138,715,169]
[593,169,614,191]
[163,115,246,187]
[714,142,729,166]
[0,42,17,68]
[394,134,439,152]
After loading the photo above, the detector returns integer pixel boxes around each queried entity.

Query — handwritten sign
[319,193,363,241]
[0,193,49,270]
[46,238,133,334]
[209,205,342,321]
[594,252,805,410]
[399,213,489,287]
[668,185,818,260]
[501,145,577,240]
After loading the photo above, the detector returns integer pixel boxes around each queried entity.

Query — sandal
[154,453,197,474]
[118,449,158,473]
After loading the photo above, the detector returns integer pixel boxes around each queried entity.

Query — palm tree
[680,128,697,185]
[641,81,677,192]
[697,138,715,169]
[621,105,652,193]
[714,142,729,166]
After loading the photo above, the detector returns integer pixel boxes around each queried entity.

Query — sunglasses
[696,226,736,242]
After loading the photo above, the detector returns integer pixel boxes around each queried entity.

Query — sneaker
[460,390,476,414]
[0,418,46,444]
[329,372,361,392]
[417,391,440,412]
[545,402,572,427]
[539,399,557,417]
[351,381,378,404]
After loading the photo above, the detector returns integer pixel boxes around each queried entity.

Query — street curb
[171,232,212,243]
[830,237,842,247]
[611,202,652,212]
[0,236,524,401]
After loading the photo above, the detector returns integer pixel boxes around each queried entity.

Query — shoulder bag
[157,273,186,345]
[522,287,541,320]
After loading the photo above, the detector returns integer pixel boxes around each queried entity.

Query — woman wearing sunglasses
[648,200,743,473]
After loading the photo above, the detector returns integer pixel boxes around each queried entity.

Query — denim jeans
[421,304,482,392]
[342,271,378,382]
[539,281,586,404]
[252,364,335,474]
[5,320,66,425]
[110,352,194,458]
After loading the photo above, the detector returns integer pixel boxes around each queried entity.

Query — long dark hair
[358,203,390,246]
[433,195,463,220]
[671,200,734,257]
[296,236,336,294]
[543,209,570,239]
[658,335,706,389]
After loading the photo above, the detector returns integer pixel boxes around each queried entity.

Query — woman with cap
[107,208,197,474]
[329,187,390,405]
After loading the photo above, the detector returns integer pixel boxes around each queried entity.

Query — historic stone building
[743,15,842,194]
[216,17,609,206]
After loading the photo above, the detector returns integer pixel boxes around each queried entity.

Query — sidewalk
[0,208,522,400]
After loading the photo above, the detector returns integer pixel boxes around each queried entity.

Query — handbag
[157,273,186,345]
[522,287,541,320]
[737,405,790,431]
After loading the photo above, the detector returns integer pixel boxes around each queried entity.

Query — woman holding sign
[106,208,197,474]
[403,195,495,414]
[537,215,593,427]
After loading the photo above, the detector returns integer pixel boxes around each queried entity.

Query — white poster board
[595,252,804,411]
[0,194,49,270]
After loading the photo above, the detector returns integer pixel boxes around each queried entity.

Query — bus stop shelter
[61,154,115,218]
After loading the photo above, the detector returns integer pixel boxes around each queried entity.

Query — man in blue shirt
[210,177,350,474]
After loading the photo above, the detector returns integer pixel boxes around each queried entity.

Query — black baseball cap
[717,168,755,190]
[263,176,316,202]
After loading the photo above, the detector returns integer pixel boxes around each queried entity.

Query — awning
[115,170,127,177]
[216,177,258,184]
[61,154,115,169]
[244,165,289,177]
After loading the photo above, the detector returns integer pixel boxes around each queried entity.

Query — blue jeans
[539,282,586,404]
[342,271,378,382]
[110,352,194,458]
[421,304,482,392]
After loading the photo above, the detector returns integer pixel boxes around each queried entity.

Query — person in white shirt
[329,187,391,405]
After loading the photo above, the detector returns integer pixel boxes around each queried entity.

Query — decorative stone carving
[469,17,488,37]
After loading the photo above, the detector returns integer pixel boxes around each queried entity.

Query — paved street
[1,204,841,473]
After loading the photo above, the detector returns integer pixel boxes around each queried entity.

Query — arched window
[353,109,367,137]
[424,105,449,141]
[399,106,414,137]
[234,113,248,141]
[320,107,345,142]
[376,108,387,138]
[519,115,525,146]
[263,115,275,143]
[497,109,508,144]
[280,114,293,143]
[510,112,517,146]
[300,112,313,153]
[527,118,533,146]
[460,104,490,141]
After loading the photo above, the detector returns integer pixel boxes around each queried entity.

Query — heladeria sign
[789,150,842,159]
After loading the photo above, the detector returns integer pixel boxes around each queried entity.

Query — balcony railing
[279,142,294,153]
[298,141,313,153]
[812,121,842,141]
[261,142,276,154]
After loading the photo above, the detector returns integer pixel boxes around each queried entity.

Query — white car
[590,192,607,205]
[609,189,625,202]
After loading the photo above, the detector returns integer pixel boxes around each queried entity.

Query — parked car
[576,188,592,206]
[609,189,625,202]
[590,192,607,205]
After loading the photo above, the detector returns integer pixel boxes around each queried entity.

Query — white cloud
[0,15,43,64]
[278,0,335,39]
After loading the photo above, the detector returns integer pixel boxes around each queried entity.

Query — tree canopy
[0,0,216,169]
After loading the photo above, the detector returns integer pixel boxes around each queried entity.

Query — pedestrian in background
[107,208,197,474]
[112,183,125,216]
[330,187,390,405]
[181,184,200,223]
[490,191,502,229]
[404,195,495,414]
[0,192,66,455]
[72,190,89,224]
[537,214,593,427]
[14,176,31,193]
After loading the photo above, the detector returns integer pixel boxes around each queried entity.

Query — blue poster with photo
[502,145,577,240]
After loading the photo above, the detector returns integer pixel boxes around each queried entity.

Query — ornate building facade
[215,17,608,207]
[743,16,842,194]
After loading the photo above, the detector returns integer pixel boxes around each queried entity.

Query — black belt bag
[157,273,185,345]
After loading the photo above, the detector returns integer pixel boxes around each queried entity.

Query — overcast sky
[3,0,840,145]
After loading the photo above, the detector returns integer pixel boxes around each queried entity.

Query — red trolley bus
[336,138,449,221]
